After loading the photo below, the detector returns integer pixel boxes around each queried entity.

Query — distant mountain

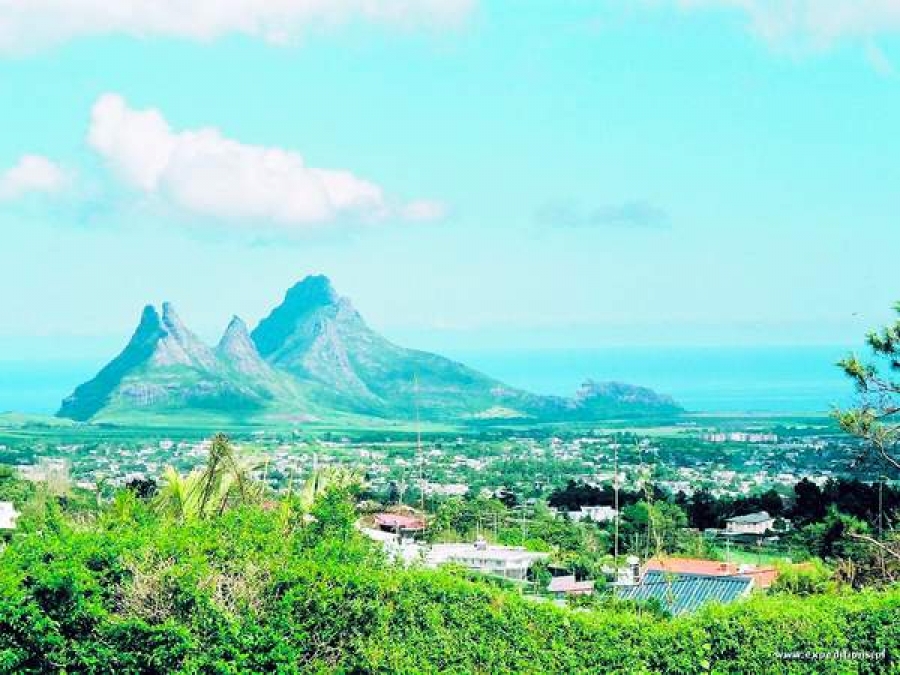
[58,304,306,423]
[217,316,274,378]
[251,275,534,418]
[58,275,682,425]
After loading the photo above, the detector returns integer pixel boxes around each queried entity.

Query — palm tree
[153,465,203,521]
[154,434,264,521]
[298,465,363,511]
[273,462,363,534]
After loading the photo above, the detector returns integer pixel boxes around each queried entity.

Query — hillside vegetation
[1,474,898,673]
[57,275,682,426]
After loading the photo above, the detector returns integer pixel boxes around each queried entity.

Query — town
[3,414,896,616]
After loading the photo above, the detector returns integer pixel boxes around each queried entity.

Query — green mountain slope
[251,275,539,418]
[58,275,683,424]
[58,305,310,423]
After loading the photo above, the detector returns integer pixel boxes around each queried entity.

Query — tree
[837,303,900,471]
[153,434,263,521]
[496,488,518,509]
[686,489,718,530]
[791,478,826,526]
[298,465,363,512]
[618,501,688,556]
[309,486,358,541]
[800,508,869,560]
[125,478,158,500]
[835,306,900,580]
[758,489,785,518]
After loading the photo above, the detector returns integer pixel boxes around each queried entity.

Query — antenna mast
[614,442,620,572]
[415,373,425,512]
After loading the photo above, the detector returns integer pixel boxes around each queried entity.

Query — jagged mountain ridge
[58,305,302,422]
[217,316,274,377]
[58,275,683,424]
[250,275,529,417]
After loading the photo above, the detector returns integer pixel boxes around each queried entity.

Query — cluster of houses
[700,432,778,444]
[365,512,551,580]
[362,508,786,615]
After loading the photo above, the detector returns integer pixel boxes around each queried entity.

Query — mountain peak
[284,275,339,309]
[252,275,351,358]
[224,314,249,334]
[143,302,217,369]
[218,315,252,353]
[160,301,189,338]
[574,379,681,412]
[57,304,170,421]
[218,315,271,376]
[136,304,163,336]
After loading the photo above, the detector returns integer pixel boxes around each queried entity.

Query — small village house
[565,505,618,523]
[616,571,755,615]
[547,575,595,598]
[425,540,549,580]
[725,511,774,536]
[644,556,779,590]
[373,513,426,536]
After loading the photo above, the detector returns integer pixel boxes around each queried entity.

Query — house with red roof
[373,513,426,535]
[547,575,595,598]
[643,556,779,589]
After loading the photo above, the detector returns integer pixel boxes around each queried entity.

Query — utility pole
[879,475,887,579]
[638,440,653,562]
[414,373,425,513]
[614,443,620,573]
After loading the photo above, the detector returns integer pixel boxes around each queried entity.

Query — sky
[2,0,900,360]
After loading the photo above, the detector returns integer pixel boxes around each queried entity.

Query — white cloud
[673,0,900,46]
[0,155,68,201]
[0,0,475,54]
[88,93,441,229]
[401,200,447,222]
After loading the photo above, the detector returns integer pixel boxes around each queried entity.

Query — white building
[726,511,774,535]
[0,502,20,530]
[425,540,549,580]
[360,527,424,565]
[566,505,618,523]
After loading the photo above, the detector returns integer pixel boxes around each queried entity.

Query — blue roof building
[615,571,754,615]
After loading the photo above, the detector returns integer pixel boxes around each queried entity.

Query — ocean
[0,345,858,416]
[442,345,857,414]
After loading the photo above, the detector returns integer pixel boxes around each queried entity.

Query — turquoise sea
[443,345,857,414]
[0,345,858,416]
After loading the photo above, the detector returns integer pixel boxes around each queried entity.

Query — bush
[0,494,898,673]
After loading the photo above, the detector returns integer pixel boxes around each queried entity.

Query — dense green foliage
[838,301,900,473]
[1,481,899,674]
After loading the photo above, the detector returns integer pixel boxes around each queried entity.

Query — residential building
[566,505,618,523]
[425,540,549,580]
[360,527,424,565]
[548,575,595,598]
[615,570,754,615]
[725,511,775,535]
[644,557,779,590]
[374,513,426,536]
